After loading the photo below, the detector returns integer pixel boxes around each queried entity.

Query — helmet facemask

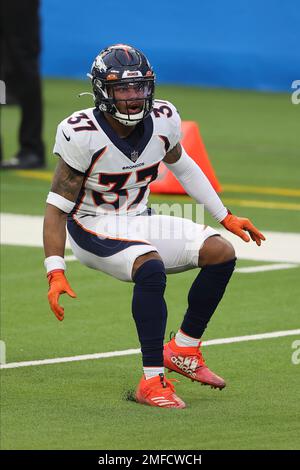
[90,45,156,126]
[93,77,155,126]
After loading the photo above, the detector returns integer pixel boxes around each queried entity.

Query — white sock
[143,367,164,380]
[175,330,200,348]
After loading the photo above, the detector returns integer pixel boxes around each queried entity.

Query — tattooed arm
[43,158,84,257]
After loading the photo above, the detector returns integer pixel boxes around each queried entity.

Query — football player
[43,44,265,409]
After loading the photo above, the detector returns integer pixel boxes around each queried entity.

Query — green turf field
[1,80,300,450]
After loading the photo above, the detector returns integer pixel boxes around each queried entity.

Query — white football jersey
[53,99,181,217]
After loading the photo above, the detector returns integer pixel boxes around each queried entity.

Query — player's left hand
[47,269,77,321]
[221,212,266,246]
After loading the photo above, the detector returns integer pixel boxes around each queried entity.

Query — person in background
[0,0,45,169]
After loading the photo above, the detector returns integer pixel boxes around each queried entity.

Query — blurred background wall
[41,0,300,91]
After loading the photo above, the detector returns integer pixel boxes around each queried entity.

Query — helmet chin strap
[113,114,143,126]
[113,103,146,126]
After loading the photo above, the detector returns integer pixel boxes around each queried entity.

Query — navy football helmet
[89,44,155,126]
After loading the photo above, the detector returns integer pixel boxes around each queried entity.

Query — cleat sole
[164,365,226,390]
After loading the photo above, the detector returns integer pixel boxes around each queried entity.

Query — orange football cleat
[135,373,186,408]
[164,337,226,390]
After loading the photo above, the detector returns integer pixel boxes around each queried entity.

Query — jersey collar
[93,108,154,162]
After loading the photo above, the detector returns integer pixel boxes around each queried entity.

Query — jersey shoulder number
[152,99,181,150]
[53,108,99,173]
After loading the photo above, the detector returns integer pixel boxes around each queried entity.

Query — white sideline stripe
[235,263,299,273]
[1,329,299,370]
[2,213,300,263]
[65,255,299,274]
[65,255,77,262]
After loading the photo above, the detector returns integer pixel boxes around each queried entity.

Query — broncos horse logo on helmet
[89,44,155,126]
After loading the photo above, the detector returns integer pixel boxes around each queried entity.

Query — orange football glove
[221,212,266,246]
[47,269,76,321]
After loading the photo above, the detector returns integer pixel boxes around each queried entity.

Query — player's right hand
[47,270,77,321]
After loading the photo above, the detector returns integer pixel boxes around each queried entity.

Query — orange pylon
[150,121,222,193]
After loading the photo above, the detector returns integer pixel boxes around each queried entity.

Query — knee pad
[133,259,166,290]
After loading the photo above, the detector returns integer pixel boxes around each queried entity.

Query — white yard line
[235,263,299,273]
[1,329,299,370]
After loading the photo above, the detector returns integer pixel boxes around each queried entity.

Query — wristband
[44,255,66,274]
